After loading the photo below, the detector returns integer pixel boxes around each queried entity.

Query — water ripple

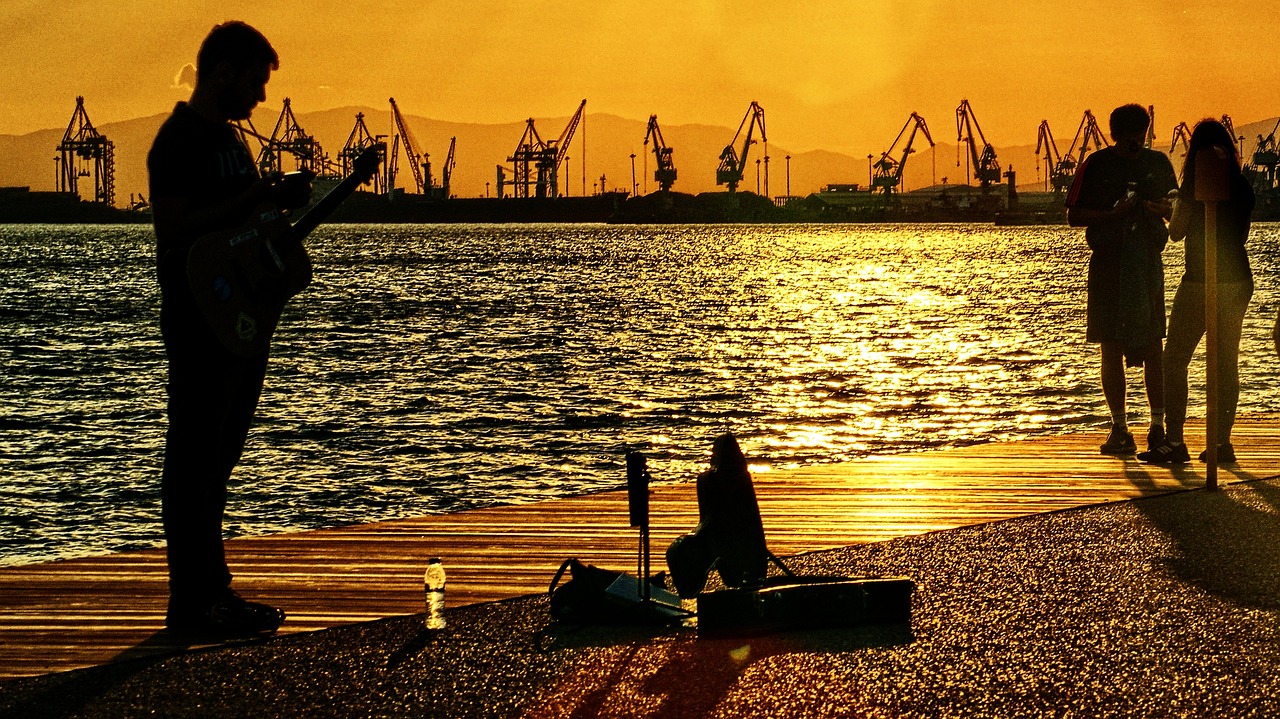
[3,222,1280,564]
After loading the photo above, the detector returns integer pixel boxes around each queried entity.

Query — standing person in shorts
[1066,104,1177,455]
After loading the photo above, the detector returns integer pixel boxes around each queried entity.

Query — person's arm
[1067,194,1137,228]
[152,174,280,242]
[1167,198,1188,242]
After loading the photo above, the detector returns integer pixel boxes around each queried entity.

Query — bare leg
[1100,342,1126,427]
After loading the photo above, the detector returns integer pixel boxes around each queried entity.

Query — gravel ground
[4,479,1280,718]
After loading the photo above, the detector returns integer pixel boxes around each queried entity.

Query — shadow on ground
[1136,473,1280,608]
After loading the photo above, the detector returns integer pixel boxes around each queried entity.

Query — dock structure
[2,416,1278,681]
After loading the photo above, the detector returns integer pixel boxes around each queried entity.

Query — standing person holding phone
[1066,104,1178,455]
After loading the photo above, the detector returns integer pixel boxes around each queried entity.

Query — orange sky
[3,0,1276,156]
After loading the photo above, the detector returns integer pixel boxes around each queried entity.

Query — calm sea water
[3,222,1280,565]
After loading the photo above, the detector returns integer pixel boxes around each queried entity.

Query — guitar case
[666,433,914,636]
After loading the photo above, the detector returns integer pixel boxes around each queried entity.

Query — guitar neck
[287,167,371,240]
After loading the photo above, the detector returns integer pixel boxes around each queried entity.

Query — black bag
[548,558,688,625]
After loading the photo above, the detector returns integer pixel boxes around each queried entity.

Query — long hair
[1179,118,1242,197]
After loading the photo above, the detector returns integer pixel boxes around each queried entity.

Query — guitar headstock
[353,146,381,184]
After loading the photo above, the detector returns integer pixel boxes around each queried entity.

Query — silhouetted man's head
[1109,104,1150,156]
[194,21,278,121]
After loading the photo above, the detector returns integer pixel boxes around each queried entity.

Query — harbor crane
[1169,121,1192,156]
[56,96,114,206]
[1048,109,1110,191]
[955,99,1001,188]
[644,115,677,192]
[389,97,428,195]
[1246,117,1279,193]
[1222,114,1239,154]
[716,101,766,192]
[872,112,934,195]
[389,98,456,199]
[435,137,457,200]
[342,112,389,194]
[254,97,330,175]
[254,98,328,176]
[1035,120,1069,193]
[1070,110,1109,161]
[500,99,586,199]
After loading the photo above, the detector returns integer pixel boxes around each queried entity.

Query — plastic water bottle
[424,558,446,630]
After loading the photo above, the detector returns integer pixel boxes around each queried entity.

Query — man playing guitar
[148,21,307,635]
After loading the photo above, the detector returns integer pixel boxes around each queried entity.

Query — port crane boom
[955,99,1001,188]
[1064,110,1108,168]
[872,112,934,195]
[1035,120,1066,193]
[57,96,115,206]
[1222,115,1238,151]
[440,136,456,199]
[342,112,388,194]
[716,101,766,192]
[1169,121,1192,155]
[257,98,328,176]
[1246,117,1280,194]
[553,100,586,173]
[503,99,585,198]
[389,97,426,194]
[1044,109,1109,193]
[644,115,677,191]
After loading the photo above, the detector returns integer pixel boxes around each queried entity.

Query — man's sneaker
[1198,443,1237,463]
[1147,425,1165,451]
[166,590,285,636]
[1137,439,1191,464]
[1100,426,1136,455]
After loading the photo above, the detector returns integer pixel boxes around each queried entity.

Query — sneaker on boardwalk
[1100,426,1136,455]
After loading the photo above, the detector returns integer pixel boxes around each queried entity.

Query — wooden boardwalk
[3,417,1278,681]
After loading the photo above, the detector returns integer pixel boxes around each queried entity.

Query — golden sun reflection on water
[7,223,1280,562]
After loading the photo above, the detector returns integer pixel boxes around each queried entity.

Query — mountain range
[3,103,1276,204]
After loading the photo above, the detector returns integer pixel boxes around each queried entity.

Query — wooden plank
[2,416,1278,681]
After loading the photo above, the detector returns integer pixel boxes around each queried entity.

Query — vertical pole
[1204,200,1218,489]
[1195,146,1230,490]
[626,452,651,602]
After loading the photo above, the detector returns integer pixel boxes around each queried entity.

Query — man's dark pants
[160,292,268,611]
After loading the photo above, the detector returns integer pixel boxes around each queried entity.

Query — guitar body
[187,203,311,357]
[185,146,379,357]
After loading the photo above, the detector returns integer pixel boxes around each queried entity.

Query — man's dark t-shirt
[147,102,260,308]
[1066,147,1178,352]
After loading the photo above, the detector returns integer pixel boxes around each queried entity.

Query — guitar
[187,147,380,357]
